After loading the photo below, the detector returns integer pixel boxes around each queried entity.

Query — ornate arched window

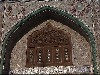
[26,22,72,67]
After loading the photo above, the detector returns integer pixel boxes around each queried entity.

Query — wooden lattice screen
[26,22,72,67]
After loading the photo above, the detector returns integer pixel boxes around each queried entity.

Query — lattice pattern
[27,22,69,47]
[26,22,72,67]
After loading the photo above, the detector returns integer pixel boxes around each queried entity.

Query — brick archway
[1,6,97,74]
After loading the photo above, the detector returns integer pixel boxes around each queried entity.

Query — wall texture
[0,0,100,74]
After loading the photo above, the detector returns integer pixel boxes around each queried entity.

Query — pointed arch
[0,6,97,74]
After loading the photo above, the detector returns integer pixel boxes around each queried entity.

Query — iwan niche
[10,20,93,74]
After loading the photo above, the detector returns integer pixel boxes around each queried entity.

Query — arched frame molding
[0,6,98,74]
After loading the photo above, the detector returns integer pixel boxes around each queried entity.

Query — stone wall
[2,0,95,38]
[92,1,100,73]
[0,0,100,74]
[0,12,3,59]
